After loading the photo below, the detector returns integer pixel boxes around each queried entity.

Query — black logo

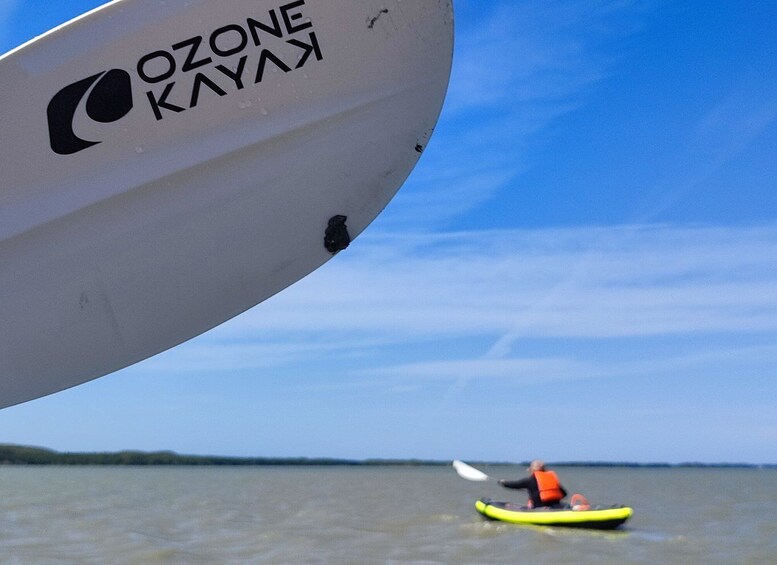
[47,69,133,155]
[46,2,324,156]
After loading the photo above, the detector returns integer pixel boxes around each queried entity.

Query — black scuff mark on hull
[367,9,389,29]
[324,215,351,254]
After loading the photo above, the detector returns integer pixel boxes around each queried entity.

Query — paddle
[452,460,494,482]
[0,0,453,409]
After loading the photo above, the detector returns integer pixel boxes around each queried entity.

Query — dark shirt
[498,475,568,508]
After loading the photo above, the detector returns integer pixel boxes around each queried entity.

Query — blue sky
[2,0,777,464]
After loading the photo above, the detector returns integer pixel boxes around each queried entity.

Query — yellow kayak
[476,498,633,530]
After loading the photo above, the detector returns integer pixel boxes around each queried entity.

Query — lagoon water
[0,465,775,564]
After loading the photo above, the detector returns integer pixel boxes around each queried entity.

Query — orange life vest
[533,470,564,503]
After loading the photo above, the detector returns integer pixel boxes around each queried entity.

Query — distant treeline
[0,445,441,466]
[0,445,773,467]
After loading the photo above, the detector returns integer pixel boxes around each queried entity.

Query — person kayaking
[498,459,568,508]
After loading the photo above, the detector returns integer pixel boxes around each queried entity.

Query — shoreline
[1,445,774,468]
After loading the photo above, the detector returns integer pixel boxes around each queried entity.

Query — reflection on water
[0,466,775,564]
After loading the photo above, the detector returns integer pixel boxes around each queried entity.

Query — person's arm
[498,477,532,490]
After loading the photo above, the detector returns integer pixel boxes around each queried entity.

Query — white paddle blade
[453,460,491,482]
[0,0,453,408]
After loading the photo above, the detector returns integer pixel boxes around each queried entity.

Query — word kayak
[0,0,453,408]
[475,499,633,530]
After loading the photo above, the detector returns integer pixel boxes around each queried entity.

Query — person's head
[528,459,546,473]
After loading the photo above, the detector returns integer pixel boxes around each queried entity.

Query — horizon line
[1,444,775,468]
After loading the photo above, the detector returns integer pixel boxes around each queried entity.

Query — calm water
[0,465,775,564]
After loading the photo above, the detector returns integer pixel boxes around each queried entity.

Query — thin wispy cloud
[142,223,777,377]
[445,1,642,113]
[379,0,648,230]
[366,342,777,384]
[366,357,606,384]
[230,224,777,337]
[637,87,777,222]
